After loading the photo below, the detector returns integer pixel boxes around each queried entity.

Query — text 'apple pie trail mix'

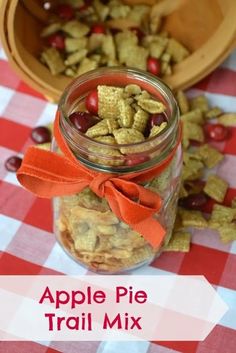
[40,0,190,77]
[13,71,236,273]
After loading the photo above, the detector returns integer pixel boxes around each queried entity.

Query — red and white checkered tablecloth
[0,42,236,353]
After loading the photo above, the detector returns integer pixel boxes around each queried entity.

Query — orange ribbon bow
[17,112,181,248]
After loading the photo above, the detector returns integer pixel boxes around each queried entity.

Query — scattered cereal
[189,193,236,246]
[176,90,189,115]
[180,209,208,228]
[217,113,236,126]
[164,231,191,252]
[217,225,236,243]
[182,121,204,148]
[190,95,209,113]
[181,109,203,124]
[208,204,236,229]
[197,144,223,168]
[205,107,222,120]
[203,174,228,203]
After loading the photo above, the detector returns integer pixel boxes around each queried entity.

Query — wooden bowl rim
[1,0,236,102]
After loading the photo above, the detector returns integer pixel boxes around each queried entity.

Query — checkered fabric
[0,43,236,353]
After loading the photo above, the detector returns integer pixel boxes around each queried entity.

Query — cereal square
[204,174,228,203]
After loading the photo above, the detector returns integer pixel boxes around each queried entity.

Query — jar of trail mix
[52,67,182,273]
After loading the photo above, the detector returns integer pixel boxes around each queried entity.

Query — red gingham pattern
[0,43,236,353]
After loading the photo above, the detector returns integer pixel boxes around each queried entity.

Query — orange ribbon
[17,112,181,248]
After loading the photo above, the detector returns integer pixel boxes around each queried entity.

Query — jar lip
[58,67,179,173]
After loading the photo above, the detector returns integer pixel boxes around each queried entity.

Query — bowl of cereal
[1,0,236,102]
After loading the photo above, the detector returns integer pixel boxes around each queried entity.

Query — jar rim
[58,67,180,173]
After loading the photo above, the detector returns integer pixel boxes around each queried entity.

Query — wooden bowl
[1,0,236,102]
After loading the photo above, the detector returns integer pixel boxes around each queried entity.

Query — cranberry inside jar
[54,67,181,273]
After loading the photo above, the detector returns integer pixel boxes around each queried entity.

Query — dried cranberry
[55,4,74,20]
[31,126,51,144]
[149,113,167,128]
[204,123,228,141]
[90,23,106,34]
[85,90,99,115]
[147,57,161,76]
[69,111,99,133]
[47,33,65,50]
[185,180,204,194]
[125,155,150,166]
[5,156,22,172]
[179,193,207,210]
[144,113,167,136]
[130,27,144,42]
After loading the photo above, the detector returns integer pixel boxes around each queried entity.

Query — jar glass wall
[52,67,182,273]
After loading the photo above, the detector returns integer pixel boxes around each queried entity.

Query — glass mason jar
[53,67,182,273]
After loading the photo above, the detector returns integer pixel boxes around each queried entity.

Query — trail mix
[54,82,180,272]
[56,167,180,272]
[39,0,190,77]
[173,91,236,251]
[7,87,236,271]
[67,83,168,167]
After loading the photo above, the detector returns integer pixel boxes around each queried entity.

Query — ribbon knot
[17,111,181,249]
[89,173,112,198]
